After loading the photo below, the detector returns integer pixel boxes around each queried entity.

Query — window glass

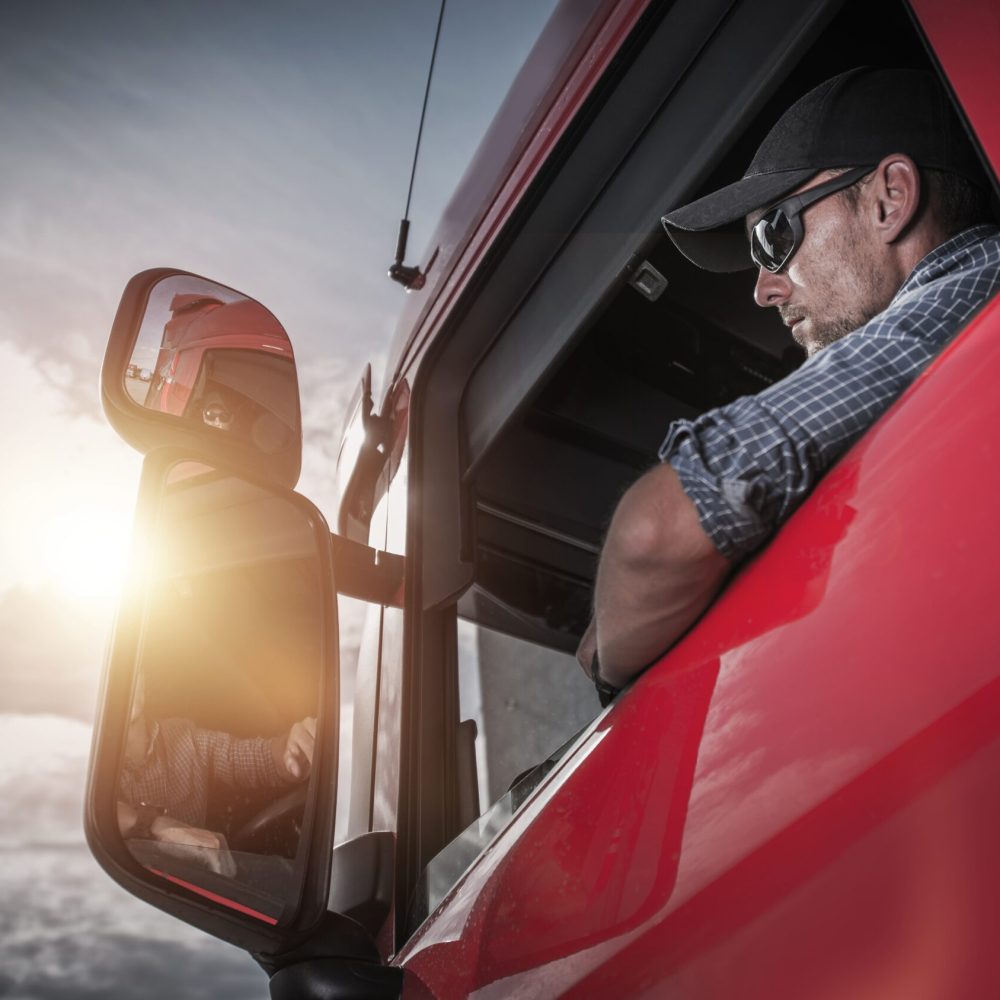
[457,619,598,807]
[408,717,589,935]
[406,620,598,932]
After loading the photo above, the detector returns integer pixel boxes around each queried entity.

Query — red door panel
[398,299,1000,996]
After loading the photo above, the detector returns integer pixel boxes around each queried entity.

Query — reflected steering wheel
[232,784,308,852]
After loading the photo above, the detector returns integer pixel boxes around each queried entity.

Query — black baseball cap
[662,67,986,272]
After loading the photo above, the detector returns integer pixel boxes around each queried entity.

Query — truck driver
[578,67,1000,698]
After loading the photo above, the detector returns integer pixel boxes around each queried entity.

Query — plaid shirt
[120,717,286,827]
[659,225,1000,560]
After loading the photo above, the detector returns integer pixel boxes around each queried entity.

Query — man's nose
[753,267,792,308]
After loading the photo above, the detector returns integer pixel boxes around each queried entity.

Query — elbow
[595,464,731,685]
[608,464,721,577]
[608,487,672,575]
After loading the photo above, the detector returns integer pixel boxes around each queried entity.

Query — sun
[41,504,134,601]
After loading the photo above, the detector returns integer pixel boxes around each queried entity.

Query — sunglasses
[749,165,874,272]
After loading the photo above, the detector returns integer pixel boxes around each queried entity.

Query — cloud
[0,591,108,722]
[0,936,268,1000]
[0,339,139,598]
[0,0,411,428]
[0,714,269,999]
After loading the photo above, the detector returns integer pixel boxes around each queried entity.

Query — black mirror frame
[84,447,338,955]
[102,268,303,489]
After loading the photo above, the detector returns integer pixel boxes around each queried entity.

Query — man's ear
[870,153,920,244]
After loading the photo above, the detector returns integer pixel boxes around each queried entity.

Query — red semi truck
[88,0,1000,996]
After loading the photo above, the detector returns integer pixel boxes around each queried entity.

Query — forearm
[594,463,730,688]
[194,725,284,789]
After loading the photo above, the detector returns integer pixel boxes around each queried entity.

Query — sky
[0,1,557,995]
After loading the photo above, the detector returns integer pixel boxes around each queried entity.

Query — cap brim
[661,168,817,272]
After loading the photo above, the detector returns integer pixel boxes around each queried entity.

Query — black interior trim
[461,0,840,477]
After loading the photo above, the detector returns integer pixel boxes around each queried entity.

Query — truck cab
[87,0,1000,996]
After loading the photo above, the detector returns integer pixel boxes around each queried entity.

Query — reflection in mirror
[124,275,299,458]
[116,464,323,925]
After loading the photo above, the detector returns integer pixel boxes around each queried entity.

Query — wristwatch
[590,652,620,707]
[130,802,165,840]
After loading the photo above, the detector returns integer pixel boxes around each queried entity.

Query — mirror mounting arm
[331,534,404,607]
[268,957,403,1000]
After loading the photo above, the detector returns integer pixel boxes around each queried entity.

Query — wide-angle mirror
[103,270,302,488]
[89,455,337,941]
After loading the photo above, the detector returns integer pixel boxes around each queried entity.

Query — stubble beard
[791,220,891,358]
[794,311,868,357]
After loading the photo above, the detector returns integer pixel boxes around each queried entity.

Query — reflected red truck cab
[148,293,292,418]
[92,0,1000,996]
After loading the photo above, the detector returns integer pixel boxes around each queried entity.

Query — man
[578,66,1000,696]
[117,672,315,874]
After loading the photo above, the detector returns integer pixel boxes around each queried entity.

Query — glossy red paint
[385,0,651,394]
[397,292,1000,995]
[910,0,1000,177]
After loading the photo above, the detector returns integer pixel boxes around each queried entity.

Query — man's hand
[149,815,238,877]
[278,716,316,781]
[588,463,730,689]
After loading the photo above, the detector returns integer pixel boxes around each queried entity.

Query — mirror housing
[85,450,338,954]
[103,269,302,489]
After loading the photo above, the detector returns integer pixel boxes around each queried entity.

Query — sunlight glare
[41,505,133,601]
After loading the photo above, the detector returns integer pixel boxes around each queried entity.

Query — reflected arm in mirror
[120,715,314,832]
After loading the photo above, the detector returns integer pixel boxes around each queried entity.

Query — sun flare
[41,505,133,601]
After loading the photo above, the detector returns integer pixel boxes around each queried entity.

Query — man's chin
[793,317,859,357]
[790,321,819,356]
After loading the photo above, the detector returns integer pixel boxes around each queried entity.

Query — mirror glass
[124,275,299,458]
[116,462,326,926]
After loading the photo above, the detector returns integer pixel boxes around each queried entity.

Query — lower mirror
[108,458,336,929]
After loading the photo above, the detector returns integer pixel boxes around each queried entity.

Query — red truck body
[366,0,1000,994]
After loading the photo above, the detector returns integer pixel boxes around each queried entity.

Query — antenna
[388,0,447,291]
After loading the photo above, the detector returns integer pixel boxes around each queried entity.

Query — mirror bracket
[337,364,392,541]
[331,536,404,607]
[253,910,381,976]
[327,832,395,938]
[267,957,403,1000]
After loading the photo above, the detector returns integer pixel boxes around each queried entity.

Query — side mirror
[103,270,302,489]
[85,451,338,953]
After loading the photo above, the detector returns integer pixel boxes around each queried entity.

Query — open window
[403,0,999,940]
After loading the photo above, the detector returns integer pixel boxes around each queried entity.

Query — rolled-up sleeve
[658,323,945,560]
[661,224,1000,559]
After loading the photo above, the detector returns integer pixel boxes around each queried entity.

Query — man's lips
[780,308,806,329]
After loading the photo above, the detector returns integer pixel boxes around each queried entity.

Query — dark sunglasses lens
[751,210,795,272]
